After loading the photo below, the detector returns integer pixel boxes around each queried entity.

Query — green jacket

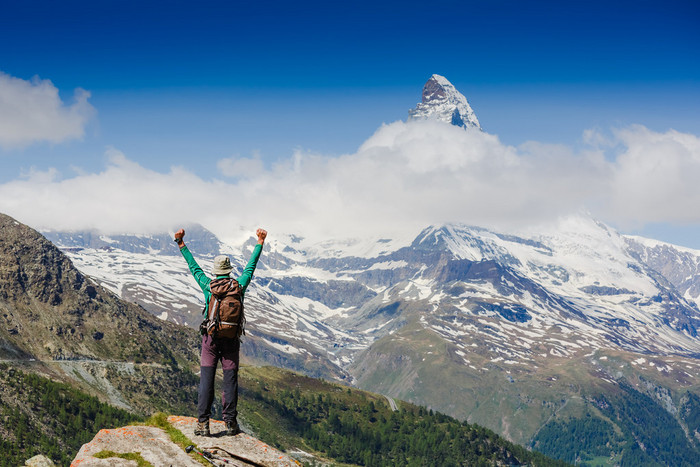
[180,243,263,319]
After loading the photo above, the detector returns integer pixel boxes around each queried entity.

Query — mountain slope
[0,212,200,415]
[0,364,141,466]
[626,235,700,312]
[236,365,567,467]
[2,358,568,466]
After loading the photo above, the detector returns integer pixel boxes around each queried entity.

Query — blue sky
[1,0,699,246]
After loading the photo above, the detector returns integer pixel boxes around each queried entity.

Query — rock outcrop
[71,416,299,467]
[24,455,56,467]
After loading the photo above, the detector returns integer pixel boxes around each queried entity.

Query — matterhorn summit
[408,74,481,130]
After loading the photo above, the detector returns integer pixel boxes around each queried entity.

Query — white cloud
[217,152,265,178]
[0,72,95,149]
[0,120,698,243]
[603,125,700,227]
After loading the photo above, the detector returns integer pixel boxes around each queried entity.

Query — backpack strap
[207,295,220,336]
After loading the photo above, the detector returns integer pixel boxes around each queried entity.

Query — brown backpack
[205,278,244,338]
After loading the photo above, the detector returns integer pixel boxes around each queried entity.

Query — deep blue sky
[1,0,700,245]
[2,0,698,161]
[4,0,698,87]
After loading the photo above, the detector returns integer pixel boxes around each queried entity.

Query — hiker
[174,227,267,437]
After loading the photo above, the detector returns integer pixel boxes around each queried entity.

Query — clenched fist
[174,228,185,247]
[256,228,267,245]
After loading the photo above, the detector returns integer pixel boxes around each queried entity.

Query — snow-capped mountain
[43,226,369,380]
[42,225,227,328]
[43,214,700,447]
[625,235,700,307]
[44,215,700,370]
[408,74,481,130]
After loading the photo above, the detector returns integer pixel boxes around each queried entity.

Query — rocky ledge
[70,416,300,466]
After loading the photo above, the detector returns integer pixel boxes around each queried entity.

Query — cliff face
[0,212,199,414]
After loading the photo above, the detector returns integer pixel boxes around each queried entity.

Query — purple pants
[198,334,240,423]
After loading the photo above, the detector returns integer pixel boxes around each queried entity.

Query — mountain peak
[408,74,481,130]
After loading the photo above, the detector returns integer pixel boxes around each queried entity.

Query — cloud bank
[0,72,95,149]
[0,121,699,243]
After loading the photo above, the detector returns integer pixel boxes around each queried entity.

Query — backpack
[204,278,245,338]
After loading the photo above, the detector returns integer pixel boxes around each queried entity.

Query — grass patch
[142,412,192,448]
[141,412,209,466]
[94,450,152,466]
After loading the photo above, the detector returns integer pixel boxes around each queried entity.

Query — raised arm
[237,228,267,292]
[174,228,211,294]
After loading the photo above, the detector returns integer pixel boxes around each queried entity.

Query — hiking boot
[225,420,241,436]
[194,420,210,437]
